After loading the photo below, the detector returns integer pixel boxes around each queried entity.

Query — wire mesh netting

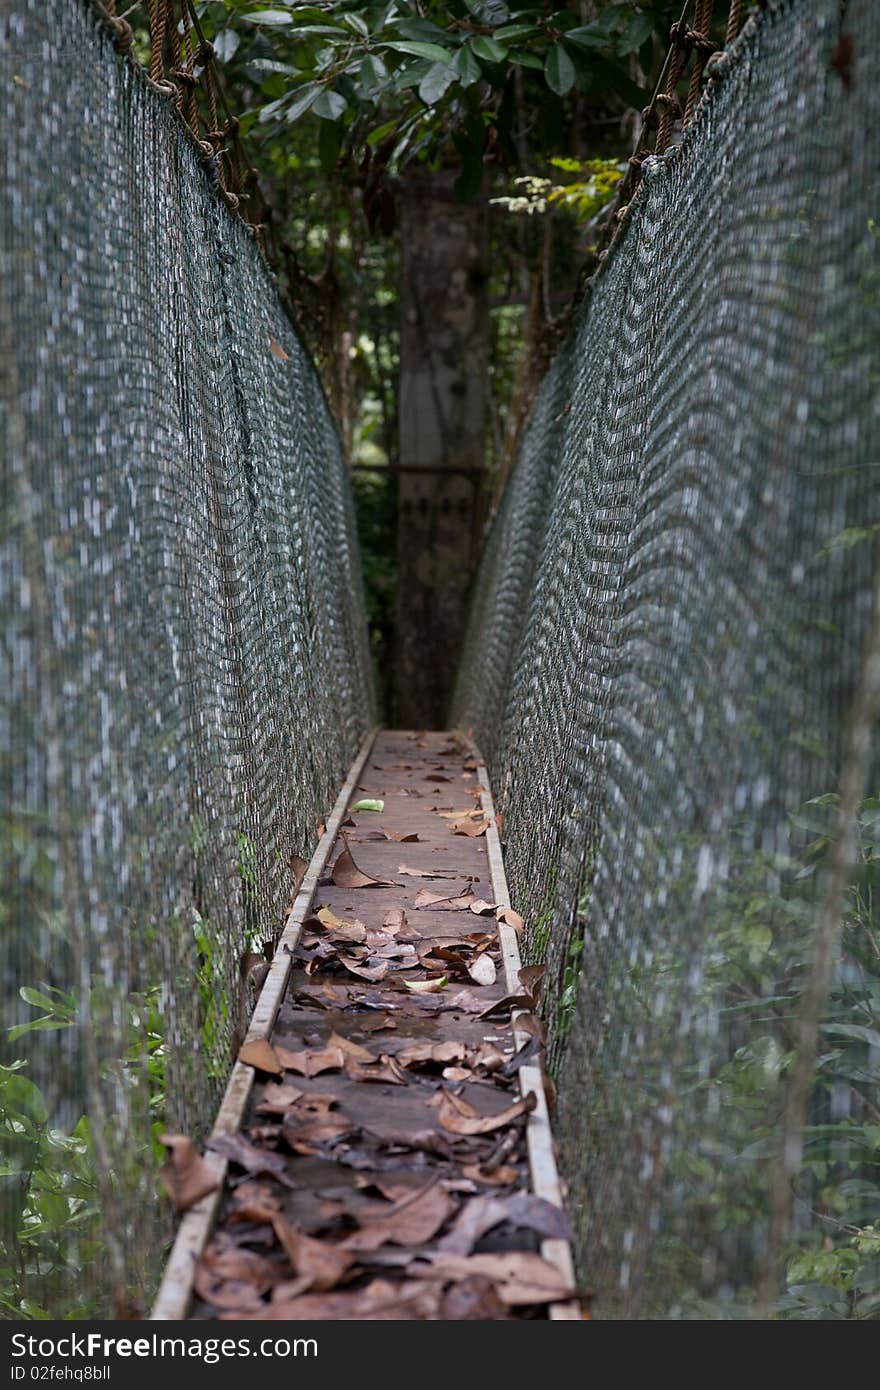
[1,0,374,1318]
[454,0,880,1318]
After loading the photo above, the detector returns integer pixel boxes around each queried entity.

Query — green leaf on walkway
[352,798,385,813]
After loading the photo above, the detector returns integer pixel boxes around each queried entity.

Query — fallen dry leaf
[255,1081,304,1114]
[519,964,546,999]
[275,1043,345,1077]
[414,888,476,911]
[468,899,497,916]
[238,1038,283,1075]
[340,1180,456,1252]
[282,1094,356,1152]
[497,906,524,934]
[461,1162,520,1187]
[396,1039,467,1069]
[229,1277,445,1320]
[344,1054,408,1086]
[195,1244,278,1309]
[437,1091,536,1137]
[290,855,309,896]
[479,991,535,1021]
[207,1133,293,1184]
[272,1215,355,1291]
[332,839,399,890]
[451,818,490,837]
[438,1193,571,1255]
[421,1252,572,1306]
[269,336,289,362]
[326,1030,375,1063]
[467,954,497,987]
[227,1179,283,1224]
[441,1275,508,1320]
[398,863,450,880]
[159,1135,219,1212]
[315,905,344,929]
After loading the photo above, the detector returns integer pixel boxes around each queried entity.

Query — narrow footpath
[154,731,578,1321]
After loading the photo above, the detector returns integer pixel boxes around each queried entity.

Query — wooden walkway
[153,731,577,1321]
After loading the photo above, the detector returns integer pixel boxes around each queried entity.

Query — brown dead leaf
[383,829,421,842]
[398,863,450,880]
[438,1194,571,1255]
[272,1215,355,1291]
[437,807,482,820]
[290,855,308,896]
[468,899,497,916]
[442,1066,471,1082]
[413,888,476,911]
[330,921,369,944]
[396,1040,467,1069]
[344,1054,408,1085]
[231,1277,444,1320]
[471,1042,507,1073]
[332,839,399,890]
[275,1043,345,1077]
[497,906,524,935]
[269,336,289,361]
[451,818,490,837]
[228,1179,283,1224]
[461,1162,519,1187]
[441,1275,508,1320]
[422,1252,571,1306]
[326,1030,375,1063]
[207,1133,293,1184]
[340,1180,456,1252]
[467,954,497,987]
[382,907,408,933]
[159,1135,219,1212]
[282,1095,356,1152]
[238,1038,283,1075]
[478,991,535,1020]
[339,956,388,983]
[437,1091,536,1137]
[519,964,546,999]
[425,773,451,783]
[195,1244,279,1309]
[445,988,490,1014]
[255,1081,305,1115]
[360,1013,397,1034]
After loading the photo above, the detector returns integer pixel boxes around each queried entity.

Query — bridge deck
[153,731,577,1321]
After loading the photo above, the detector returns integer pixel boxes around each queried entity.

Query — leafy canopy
[213,2,665,194]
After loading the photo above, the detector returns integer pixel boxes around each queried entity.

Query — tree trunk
[394,170,489,727]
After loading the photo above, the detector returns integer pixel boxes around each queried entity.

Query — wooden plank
[151,726,379,1321]
[470,748,581,1321]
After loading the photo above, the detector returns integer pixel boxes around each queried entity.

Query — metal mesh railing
[454,0,880,1318]
[1,0,374,1318]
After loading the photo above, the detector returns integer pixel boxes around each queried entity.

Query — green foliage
[205,1,668,182]
[605,793,880,1318]
[490,157,625,226]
